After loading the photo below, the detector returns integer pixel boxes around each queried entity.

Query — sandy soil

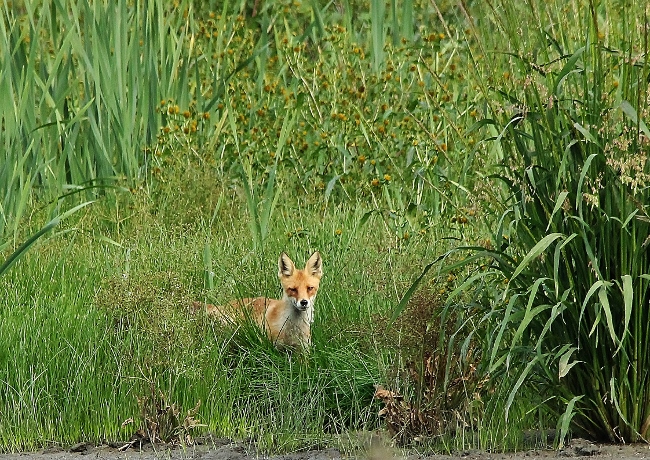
[1,437,649,460]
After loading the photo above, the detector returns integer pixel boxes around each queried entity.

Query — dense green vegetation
[1,0,648,453]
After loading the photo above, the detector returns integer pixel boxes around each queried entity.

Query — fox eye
[288,287,298,295]
[307,286,315,292]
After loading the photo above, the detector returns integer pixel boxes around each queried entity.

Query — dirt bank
[1,438,648,460]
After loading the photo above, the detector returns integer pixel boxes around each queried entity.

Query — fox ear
[278,252,295,278]
[305,251,322,278]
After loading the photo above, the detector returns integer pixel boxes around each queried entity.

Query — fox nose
[300,299,309,308]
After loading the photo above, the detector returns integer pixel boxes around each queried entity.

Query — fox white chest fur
[204,252,322,349]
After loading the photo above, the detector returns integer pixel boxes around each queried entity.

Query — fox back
[204,251,323,349]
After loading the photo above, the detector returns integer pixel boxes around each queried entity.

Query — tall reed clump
[462,0,650,444]
[0,0,193,243]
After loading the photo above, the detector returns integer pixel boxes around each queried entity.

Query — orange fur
[202,252,323,349]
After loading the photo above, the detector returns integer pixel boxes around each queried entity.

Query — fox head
[278,251,323,314]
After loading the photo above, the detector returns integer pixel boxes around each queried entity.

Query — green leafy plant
[458,0,650,444]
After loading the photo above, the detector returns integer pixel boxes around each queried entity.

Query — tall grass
[0,0,264,244]
[0,186,438,451]
[1,1,142,239]
[3,0,474,244]
[455,0,650,444]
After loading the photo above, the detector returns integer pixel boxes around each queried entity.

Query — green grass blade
[506,233,563,292]
[620,101,650,139]
[558,347,581,379]
[617,274,633,354]
[203,242,214,291]
[370,0,385,72]
[0,219,60,277]
[390,253,446,322]
[553,47,585,96]
[241,162,262,250]
[259,161,280,240]
[0,201,93,277]
[509,277,550,351]
[488,294,519,371]
[573,122,601,148]
[597,283,618,347]
[557,395,583,448]
[505,356,539,421]
[546,191,569,232]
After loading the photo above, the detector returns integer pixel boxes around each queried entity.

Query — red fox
[199,252,322,349]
